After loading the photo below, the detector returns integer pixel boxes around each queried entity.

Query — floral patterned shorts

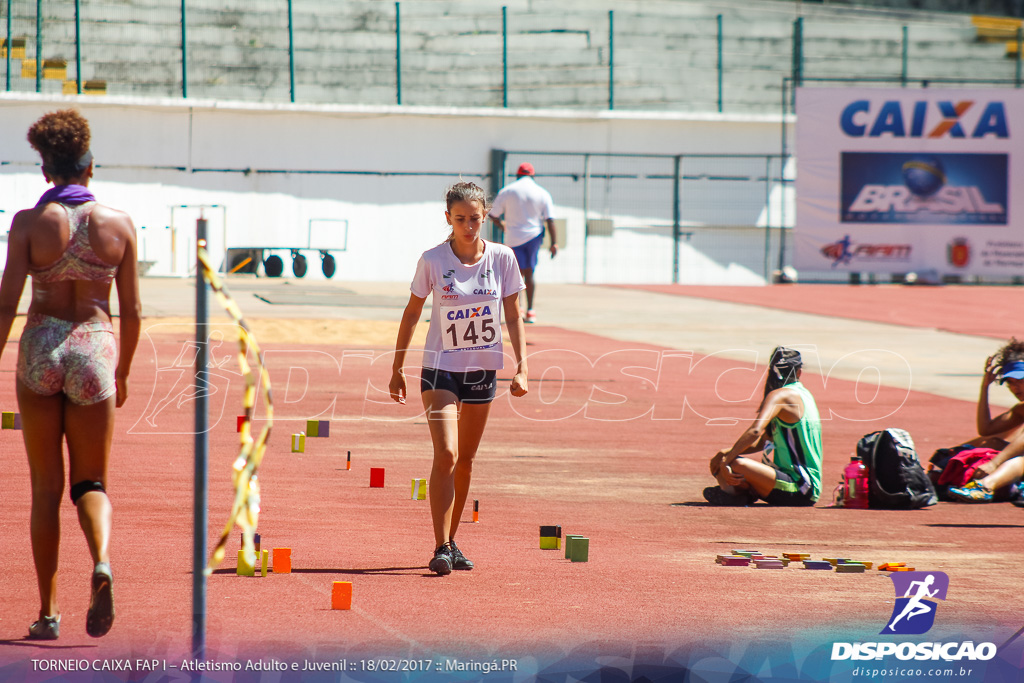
[17,313,117,405]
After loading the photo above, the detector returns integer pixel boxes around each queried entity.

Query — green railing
[3,2,1021,110]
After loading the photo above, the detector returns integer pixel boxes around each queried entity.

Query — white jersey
[411,240,525,371]
[489,176,555,248]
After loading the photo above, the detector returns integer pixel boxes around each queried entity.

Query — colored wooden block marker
[258,549,269,577]
[411,478,426,500]
[889,567,915,572]
[836,563,867,573]
[732,550,759,557]
[291,433,305,453]
[305,419,319,437]
[847,561,873,569]
[318,420,330,437]
[755,560,785,569]
[784,553,811,560]
[1,412,20,430]
[539,525,562,550]
[569,537,589,562]
[331,581,352,610]
[237,415,247,432]
[721,557,750,566]
[472,499,479,522]
[237,549,255,577]
[13,414,21,430]
[879,562,906,571]
[566,535,586,559]
[803,560,832,570]
[370,468,385,488]
[346,450,351,470]
[272,548,291,574]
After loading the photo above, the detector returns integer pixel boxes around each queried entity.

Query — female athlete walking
[0,109,141,639]
[390,181,528,575]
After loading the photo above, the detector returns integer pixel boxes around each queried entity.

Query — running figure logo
[883,571,949,635]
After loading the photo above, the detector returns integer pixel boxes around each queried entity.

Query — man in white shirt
[489,162,557,324]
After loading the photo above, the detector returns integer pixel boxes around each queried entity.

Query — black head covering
[764,346,802,398]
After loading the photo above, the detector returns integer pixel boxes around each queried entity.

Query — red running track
[616,284,1024,340]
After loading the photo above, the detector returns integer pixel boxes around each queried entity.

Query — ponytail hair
[444,180,489,242]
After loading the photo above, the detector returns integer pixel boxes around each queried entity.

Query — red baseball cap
[516,162,535,176]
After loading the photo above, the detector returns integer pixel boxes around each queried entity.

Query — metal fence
[3,1,1022,111]
[493,150,788,284]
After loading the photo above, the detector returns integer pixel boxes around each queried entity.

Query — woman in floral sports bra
[0,109,141,640]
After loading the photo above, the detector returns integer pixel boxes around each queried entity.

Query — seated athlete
[705,347,823,507]
[947,340,1024,504]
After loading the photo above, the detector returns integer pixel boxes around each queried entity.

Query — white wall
[0,94,788,282]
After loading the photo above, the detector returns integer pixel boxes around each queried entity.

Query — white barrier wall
[0,94,786,282]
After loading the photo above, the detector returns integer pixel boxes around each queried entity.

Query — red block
[237,415,247,432]
[369,468,385,488]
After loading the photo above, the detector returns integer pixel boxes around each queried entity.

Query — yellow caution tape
[197,244,274,574]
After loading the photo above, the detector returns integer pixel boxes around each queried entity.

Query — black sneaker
[703,486,755,506]
[449,539,474,570]
[429,543,453,575]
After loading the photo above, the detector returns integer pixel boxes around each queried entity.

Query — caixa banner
[794,88,1023,277]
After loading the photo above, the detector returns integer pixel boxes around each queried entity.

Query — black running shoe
[449,539,474,570]
[429,543,453,575]
[703,486,755,506]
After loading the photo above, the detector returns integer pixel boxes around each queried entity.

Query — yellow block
[84,79,107,95]
[236,549,255,576]
[21,59,35,79]
[539,536,561,550]
[258,549,269,576]
[291,432,305,453]
[411,478,426,500]
[1,412,14,429]
[62,80,78,95]
[1,38,27,59]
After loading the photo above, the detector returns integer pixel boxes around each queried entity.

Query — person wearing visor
[488,162,557,324]
[0,109,141,639]
[948,340,1024,504]
[705,347,823,506]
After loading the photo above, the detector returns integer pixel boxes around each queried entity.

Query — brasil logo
[883,571,949,635]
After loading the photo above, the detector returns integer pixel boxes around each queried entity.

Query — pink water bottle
[843,456,870,509]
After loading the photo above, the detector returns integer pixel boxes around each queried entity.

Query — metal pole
[395,1,401,105]
[763,156,771,281]
[192,217,209,660]
[716,14,723,113]
[5,0,12,91]
[901,25,908,87]
[582,154,590,283]
[75,0,81,93]
[607,10,614,110]
[288,0,295,102]
[778,78,789,276]
[1017,27,1022,88]
[35,0,41,93]
[672,155,681,284]
[502,6,507,108]
[181,0,187,97]
[790,17,802,109]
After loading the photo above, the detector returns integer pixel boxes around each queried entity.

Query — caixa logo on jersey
[840,152,1008,225]
[821,235,911,267]
[840,100,1008,139]
[831,571,997,662]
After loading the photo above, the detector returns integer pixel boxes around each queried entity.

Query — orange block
[273,548,292,574]
[332,581,352,610]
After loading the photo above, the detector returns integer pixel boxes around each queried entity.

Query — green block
[306,420,319,437]
[569,537,589,563]
[564,534,584,559]
[1,412,14,429]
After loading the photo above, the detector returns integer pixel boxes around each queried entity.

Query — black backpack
[856,428,938,509]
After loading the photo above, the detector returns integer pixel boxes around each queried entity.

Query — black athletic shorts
[420,367,497,404]
[762,465,818,507]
